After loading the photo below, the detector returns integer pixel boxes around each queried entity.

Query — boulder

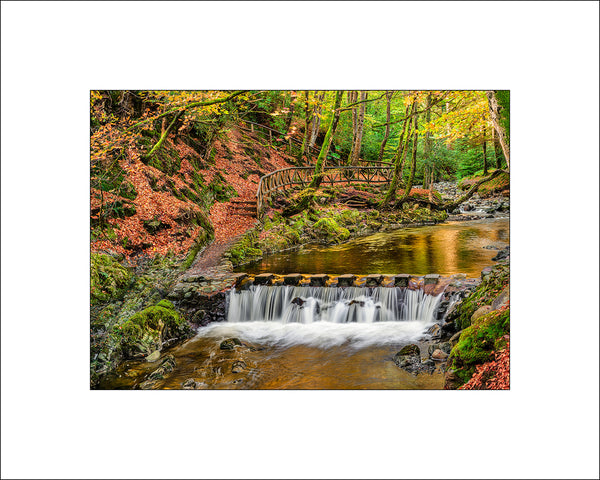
[491,286,510,310]
[431,349,448,360]
[472,305,492,323]
[220,338,242,350]
[145,350,161,362]
[394,344,421,369]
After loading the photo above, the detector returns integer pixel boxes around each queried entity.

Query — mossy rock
[114,301,191,358]
[447,307,510,386]
[448,264,509,330]
[220,338,242,350]
[311,217,350,244]
[91,253,133,304]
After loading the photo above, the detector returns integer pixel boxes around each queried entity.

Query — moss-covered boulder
[311,217,350,244]
[447,263,509,331]
[113,300,191,358]
[446,307,510,387]
[91,253,133,304]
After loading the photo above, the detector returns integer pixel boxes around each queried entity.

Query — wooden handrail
[256,165,394,217]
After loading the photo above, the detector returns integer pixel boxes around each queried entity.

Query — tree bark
[491,126,502,169]
[309,90,344,188]
[482,124,488,175]
[346,91,358,163]
[350,91,368,165]
[377,91,394,162]
[486,90,510,170]
[398,112,419,204]
[309,91,325,148]
[423,93,433,189]
[380,100,415,206]
[285,91,296,134]
[298,90,311,162]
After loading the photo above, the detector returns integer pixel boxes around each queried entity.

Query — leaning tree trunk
[377,91,394,162]
[309,90,344,188]
[486,90,510,170]
[350,91,368,165]
[380,101,415,206]
[398,112,419,204]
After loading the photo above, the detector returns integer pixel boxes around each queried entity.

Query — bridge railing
[256,165,394,217]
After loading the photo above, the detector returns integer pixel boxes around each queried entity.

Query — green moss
[223,228,263,266]
[91,254,133,304]
[450,263,509,330]
[448,308,510,386]
[114,301,191,358]
[147,143,181,175]
[205,172,237,203]
[311,217,350,243]
[458,171,509,196]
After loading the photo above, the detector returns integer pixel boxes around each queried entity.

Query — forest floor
[186,127,296,275]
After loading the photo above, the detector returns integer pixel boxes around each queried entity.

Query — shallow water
[98,218,508,390]
[99,322,445,390]
[235,218,509,277]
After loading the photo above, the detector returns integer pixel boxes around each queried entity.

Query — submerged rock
[220,338,242,350]
[231,360,247,373]
[182,378,204,389]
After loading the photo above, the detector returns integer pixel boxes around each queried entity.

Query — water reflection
[236,218,509,277]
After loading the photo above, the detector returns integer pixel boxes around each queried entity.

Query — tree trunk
[309,91,325,148]
[423,93,433,189]
[377,91,393,162]
[486,90,510,169]
[350,91,368,165]
[309,90,344,188]
[398,112,419,204]
[285,91,296,134]
[298,90,311,162]
[380,100,415,206]
[346,91,358,163]
[482,124,488,175]
[491,127,502,169]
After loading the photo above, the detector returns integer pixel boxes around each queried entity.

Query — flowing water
[235,218,509,277]
[99,218,509,390]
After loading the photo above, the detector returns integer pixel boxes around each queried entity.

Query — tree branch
[125,90,247,132]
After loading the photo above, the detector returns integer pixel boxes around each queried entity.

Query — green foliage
[90,254,133,304]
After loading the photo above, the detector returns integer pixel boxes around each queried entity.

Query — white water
[215,285,444,349]
[228,286,443,324]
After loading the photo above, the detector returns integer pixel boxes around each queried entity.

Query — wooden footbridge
[236,119,395,218]
[256,165,394,217]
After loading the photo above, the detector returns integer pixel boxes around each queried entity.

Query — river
[99,218,509,390]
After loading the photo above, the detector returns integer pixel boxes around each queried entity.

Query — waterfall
[227,285,443,324]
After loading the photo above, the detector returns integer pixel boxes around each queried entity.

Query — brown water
[99,328,444,390]
[235,218,509,277]
[98,218,508,390]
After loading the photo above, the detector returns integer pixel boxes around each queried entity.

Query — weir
[227,285,443,324]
